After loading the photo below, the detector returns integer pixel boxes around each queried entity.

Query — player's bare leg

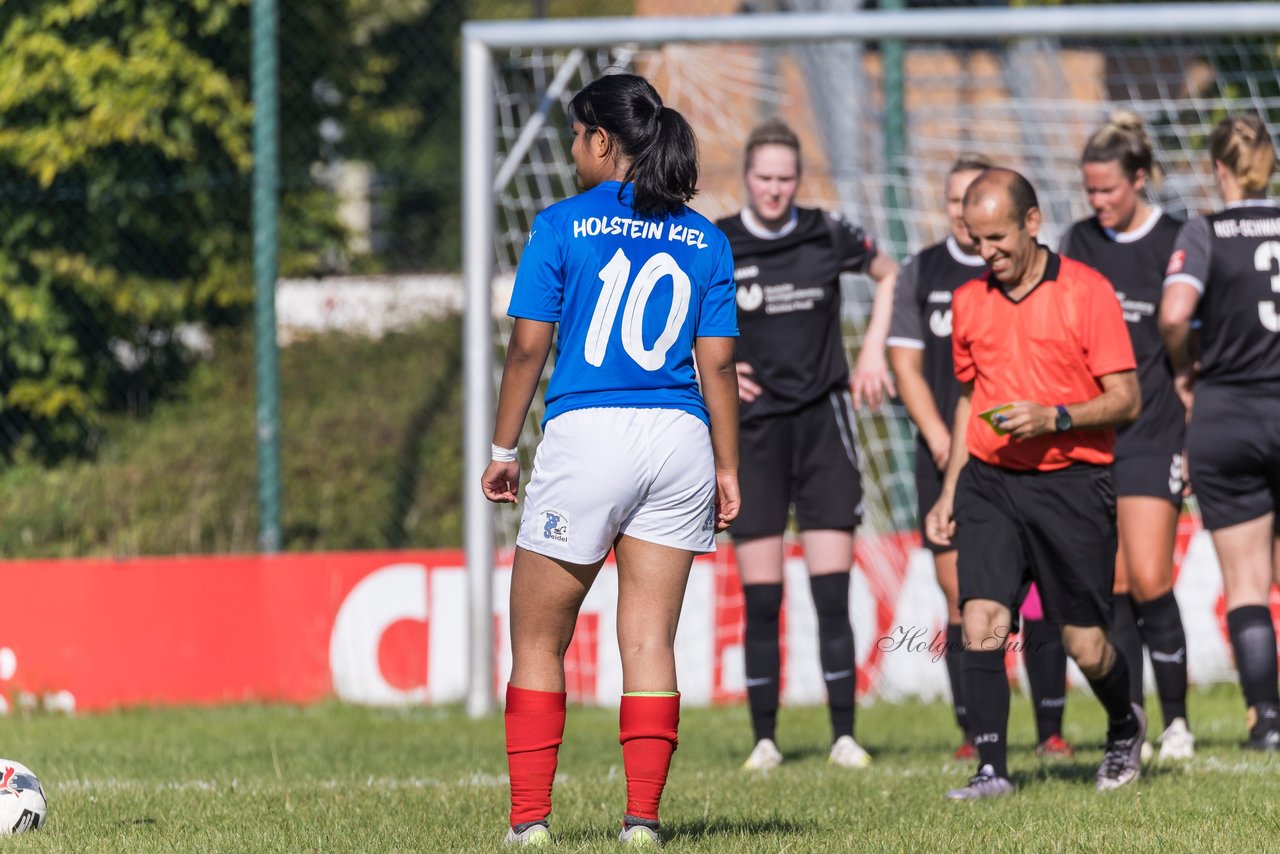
[505,547,604,843]
[1120,496,1192,758]
[736,534,786,769]
[801,529,869,767]
[1215,513,1280,749]
[614,535,696,844]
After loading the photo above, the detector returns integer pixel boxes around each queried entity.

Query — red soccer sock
[619,692,680,823]
[505,684,567,828]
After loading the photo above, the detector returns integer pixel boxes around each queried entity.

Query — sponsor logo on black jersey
[737,283,764,311]
[929,309,952,338]
[734,264,760,281]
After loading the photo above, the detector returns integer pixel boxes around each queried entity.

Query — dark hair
[948,153,994,176]
[744,119,802,174]
[964,168,1039,224]
[1210,114,1276,193]
[568,73,698,218]
[1082,109,1161,186]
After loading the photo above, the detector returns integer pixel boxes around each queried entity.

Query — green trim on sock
[622,691,678,697]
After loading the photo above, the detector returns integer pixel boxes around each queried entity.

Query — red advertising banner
[0,519,1254,712]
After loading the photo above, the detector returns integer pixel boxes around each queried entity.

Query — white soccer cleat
[505,822,551,847]
[742,738,783,771]
[619,823,660,846]
[1158,717,1195,761]
[828,735,872,768]
[1097,703,1147,791]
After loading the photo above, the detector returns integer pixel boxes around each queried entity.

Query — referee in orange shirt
[926,169,1145,800]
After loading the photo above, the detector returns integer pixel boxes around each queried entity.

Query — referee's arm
[924,381,973,548]
[998,370,1140,440]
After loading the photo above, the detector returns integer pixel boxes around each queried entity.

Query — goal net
[465,4,1280,712]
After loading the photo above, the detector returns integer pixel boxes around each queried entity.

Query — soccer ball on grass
[0,760,46,834]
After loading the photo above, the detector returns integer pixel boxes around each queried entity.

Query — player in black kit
[1160,114,1280,750]
[719,119,898,771]
[889,156,1075,762]
[1060,112,1194,761]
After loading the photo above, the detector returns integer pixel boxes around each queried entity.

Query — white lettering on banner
[410,528,1239,707]
[329,563,429,705]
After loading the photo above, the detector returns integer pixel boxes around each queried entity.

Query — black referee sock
[945,623,970,738]
[1226,605,1280,713]
[962,649,1010,779]
[743,583,784,743]
[1020,619,1067,743]
[1086,651,1139,742]
[1134,592,1189,726]
[809,572,857,741]
[1110,594,1145,707]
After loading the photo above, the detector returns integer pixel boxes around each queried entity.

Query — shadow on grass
[557,817,810,844]
[665,817,811,840]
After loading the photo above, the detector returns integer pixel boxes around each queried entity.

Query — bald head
[963,168,1040,225]
[961,168,1045,287]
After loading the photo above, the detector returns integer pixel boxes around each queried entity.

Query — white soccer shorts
[516,407,718,564]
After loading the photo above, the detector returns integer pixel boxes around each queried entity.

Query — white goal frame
[461,3,1280,716]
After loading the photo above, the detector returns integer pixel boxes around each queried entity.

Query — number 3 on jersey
[585,248,691,370]
[1256,240,1280,332]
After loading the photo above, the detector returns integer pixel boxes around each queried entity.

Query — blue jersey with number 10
[508,181,739,427]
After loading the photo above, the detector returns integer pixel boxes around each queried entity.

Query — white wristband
[491,443,518,463]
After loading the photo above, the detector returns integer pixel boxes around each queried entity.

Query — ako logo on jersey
[1166,249,1186,275]
[737,283,764,312]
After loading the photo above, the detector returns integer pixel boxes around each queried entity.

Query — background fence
[0,1,1276,559]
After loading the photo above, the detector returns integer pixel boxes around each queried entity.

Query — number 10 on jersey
[585,249,691,371]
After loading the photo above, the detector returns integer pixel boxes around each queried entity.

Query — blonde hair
[1209,114,1276,193]
[949,153,995,176]
[1082,109,1162,187]
[744,119,801,173]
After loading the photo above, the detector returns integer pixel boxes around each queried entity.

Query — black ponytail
[568,73,698,218]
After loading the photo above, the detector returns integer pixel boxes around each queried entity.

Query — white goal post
[462,3,1280,717]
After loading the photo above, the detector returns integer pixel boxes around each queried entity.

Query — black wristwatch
[1054,404,1073,432]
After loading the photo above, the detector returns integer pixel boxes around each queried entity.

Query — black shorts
[731,390,863,541]
[1187,385,1280,531]
[915,439,951,555]
[954,459,1116,628]
[1112,451,1183,508]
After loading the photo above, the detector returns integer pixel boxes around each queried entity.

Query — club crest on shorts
[540,508,569,544]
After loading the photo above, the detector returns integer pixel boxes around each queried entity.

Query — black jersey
[886,236,987,428]
[1164,200,1280,389]
[1060,210,1185,458]
[717,207,877,421]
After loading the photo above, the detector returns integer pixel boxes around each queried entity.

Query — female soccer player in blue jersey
[480,73,741,847]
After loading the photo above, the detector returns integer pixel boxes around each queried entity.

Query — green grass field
[4,684,1280,851]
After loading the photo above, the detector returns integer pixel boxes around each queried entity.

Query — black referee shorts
[915,438,951,555]
[1112,450,1183,508]
[1187,384,1280,531]
[954,459,1116,628]
[731,390,863,541]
